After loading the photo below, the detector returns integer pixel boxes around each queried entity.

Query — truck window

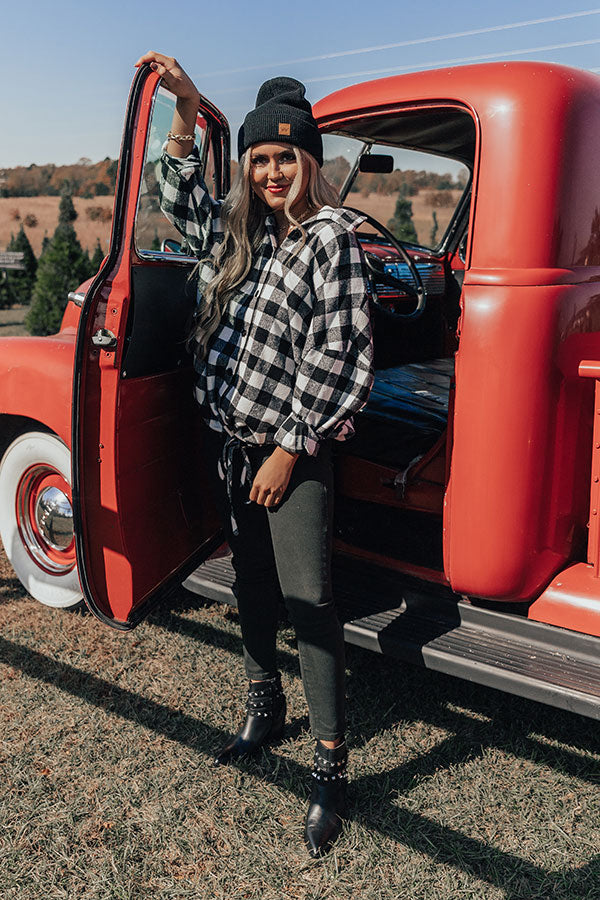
[322,134,470,250]
[134,85,215,257]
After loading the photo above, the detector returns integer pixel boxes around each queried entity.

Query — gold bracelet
[167,131,195,143]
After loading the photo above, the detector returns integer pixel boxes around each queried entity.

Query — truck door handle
[91,328,118,350]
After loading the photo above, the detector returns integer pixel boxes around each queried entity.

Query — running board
[183,555,600,721]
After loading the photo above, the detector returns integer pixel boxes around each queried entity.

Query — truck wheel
[0,432,82,608]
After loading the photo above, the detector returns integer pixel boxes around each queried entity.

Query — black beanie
[238,77,323,167]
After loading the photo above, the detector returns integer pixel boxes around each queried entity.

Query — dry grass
[1,539,599,899]
[0,197,113,256]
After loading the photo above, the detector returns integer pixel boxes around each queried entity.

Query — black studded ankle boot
[304,739,348,857]
[212,673,286,766]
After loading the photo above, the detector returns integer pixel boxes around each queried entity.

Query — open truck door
[72,65,229,628]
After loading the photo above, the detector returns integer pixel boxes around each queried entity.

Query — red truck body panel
[0,332,75,446]
[317,62,600,605]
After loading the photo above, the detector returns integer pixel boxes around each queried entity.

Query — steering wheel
[344,208,427,321]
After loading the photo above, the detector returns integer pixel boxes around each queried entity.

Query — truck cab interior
[318,109,475,578]
[127,86,476,586]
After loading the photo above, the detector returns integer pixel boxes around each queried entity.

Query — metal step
[183,553,600,720]
[184,555,238,606]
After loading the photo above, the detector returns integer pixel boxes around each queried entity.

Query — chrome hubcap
[34,486,74,551]
[16,465,76,575]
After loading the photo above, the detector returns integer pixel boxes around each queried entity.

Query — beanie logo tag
[278,123,291,136]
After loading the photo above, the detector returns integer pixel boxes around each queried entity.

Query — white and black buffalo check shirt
[159,148,374,457]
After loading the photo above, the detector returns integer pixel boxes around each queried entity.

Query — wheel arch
[0,415,57,461]
[0,333,75,454]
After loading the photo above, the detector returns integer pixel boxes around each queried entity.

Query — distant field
[0,188,463,261]
[0,196,113,256]
[0,305,28,337]
[353,189,462,246]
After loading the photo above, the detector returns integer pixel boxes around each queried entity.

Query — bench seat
[341,357,454,468]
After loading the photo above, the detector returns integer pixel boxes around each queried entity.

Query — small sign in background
[0,252,25,270]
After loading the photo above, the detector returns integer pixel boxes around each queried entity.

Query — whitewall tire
[0,432,83,608]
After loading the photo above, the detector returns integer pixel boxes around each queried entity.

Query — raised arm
[135,52,200,157]
[135,51,225,257]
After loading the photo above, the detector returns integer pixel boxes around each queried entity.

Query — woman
[135,52,374,857]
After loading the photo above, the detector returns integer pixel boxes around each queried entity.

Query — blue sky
[1,0,598,168]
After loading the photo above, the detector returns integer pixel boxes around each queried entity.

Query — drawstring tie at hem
[217,435,256,536]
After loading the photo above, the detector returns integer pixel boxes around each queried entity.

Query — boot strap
[311,740,348,781]
[245,675,284,716]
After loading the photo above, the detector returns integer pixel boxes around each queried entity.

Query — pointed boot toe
[304,792,346,857]
[303,739,348,857]
[212,735,257,767]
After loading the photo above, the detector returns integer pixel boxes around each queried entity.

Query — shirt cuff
[274,416,320,457]
[161,142,201,172]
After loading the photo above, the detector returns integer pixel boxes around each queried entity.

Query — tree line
[0,183,105,334]
[321,155,467,194]
[0,158,118,198]
[1,155,468,332]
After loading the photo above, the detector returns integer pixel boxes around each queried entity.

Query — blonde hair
[192,146,339,358]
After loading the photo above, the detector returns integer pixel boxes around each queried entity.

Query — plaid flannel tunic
[159,148,374,457]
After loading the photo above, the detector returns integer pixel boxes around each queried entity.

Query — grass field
[0,197,113,257]
[0,188,459,261]
[353,190,461,247]
[1,538,599,899]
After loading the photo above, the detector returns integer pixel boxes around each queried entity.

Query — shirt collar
[265,205,366,245]
[305,205,367,232]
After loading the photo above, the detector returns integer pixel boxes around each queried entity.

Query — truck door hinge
[91,328,118,350]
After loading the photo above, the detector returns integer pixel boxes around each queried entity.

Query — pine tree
[90,238,105,272]
[26,184,92,335]
[58,181,77,225]
[387,184,418,244]
[0,272,11,309]
[430,211,439,247]
[2,225,38,306]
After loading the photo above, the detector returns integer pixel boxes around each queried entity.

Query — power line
[211,38,600,96]
[300,37,600,85]
[192,8,600,79]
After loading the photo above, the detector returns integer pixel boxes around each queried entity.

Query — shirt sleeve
[158,144,225,259]
[274,227,374,456]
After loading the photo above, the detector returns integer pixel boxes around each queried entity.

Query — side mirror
[359,154,394,173]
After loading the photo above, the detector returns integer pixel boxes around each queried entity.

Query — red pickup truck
[2,61,600,719]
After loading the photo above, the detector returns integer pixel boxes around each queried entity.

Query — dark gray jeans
[204,428,345,741]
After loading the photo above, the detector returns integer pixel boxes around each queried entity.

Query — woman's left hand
[250,447,299,507]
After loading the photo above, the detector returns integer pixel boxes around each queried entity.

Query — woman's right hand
[134,52,200,105]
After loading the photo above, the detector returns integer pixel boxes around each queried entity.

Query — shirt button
[241,329,248,337]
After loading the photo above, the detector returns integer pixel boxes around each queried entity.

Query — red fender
[0,292,85,447]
